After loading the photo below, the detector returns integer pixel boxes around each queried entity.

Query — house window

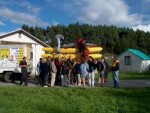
[18,33,21,38]
[125,56,131,65]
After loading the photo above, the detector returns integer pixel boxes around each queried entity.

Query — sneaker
[43,85,48,87]
[78,84,81,86]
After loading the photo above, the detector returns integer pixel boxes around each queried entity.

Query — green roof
[128,49,150,60]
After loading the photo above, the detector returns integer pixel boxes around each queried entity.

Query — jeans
[112,71,119,88]
[77,74,81,85]
[51,72,56,87]
[104,71,108,79]
[20,68,28,86]
[88,72,95,86]
[61,74,68,86]
[44,74,48,86]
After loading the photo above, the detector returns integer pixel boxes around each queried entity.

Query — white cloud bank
[64,0,142,27]
[0,0,48,26]
[0,7,48,26]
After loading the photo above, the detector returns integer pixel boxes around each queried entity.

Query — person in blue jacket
[37,58,43,86]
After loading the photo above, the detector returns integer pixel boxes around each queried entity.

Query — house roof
[123,49,150,60]
[0,29,50,47]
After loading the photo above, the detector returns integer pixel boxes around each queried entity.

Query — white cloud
[13,1,41,15]
[0,0,48,27]
[52,20,59,26]
[132,24,150,32]
[0,7,48,26]
[64,0,142,27]
[0,21,5,26]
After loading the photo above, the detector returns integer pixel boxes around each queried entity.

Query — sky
[0,0,150,35]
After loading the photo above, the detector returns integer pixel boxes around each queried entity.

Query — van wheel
[4,72,13,83]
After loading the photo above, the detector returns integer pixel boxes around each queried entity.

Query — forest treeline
[22,23,150,55]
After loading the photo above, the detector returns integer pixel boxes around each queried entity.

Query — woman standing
[87,56,96,87]
[80,60,88,88]
[73,60,81,86]
[61,60,69,87]
[112,56,120,88]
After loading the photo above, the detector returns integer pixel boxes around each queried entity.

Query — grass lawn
[0,87,150,113]
[94,72,150,81]
[116,72,150,80]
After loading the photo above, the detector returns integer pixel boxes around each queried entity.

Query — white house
[118,49,150,73]
[0,29,50,75]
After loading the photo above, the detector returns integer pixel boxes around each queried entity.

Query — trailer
[0,45,33,82]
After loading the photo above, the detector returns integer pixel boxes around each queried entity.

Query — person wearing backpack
[97,58,106,87]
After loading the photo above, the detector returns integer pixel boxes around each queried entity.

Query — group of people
[35,55,120,88]
[19,55,120,88]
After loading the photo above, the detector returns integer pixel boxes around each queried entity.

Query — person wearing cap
[19,56,28,86]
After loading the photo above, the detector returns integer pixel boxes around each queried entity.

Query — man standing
[47,56,51,85]
[19,56,28,86]
[66,56,74,84]
[50,58,57,87]
[112,56,120,88]
[37,58,43,86]
[97,58,106,87]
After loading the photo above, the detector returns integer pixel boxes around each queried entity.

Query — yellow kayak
[42,47,103,53]
[41,54,102,59]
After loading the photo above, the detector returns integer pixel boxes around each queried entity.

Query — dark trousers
[55,71,61,85]
[39,74,43,86]
[39,73,48,86]
[20,68,28,86]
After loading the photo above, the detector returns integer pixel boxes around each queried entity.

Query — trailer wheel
[4,72,13,83]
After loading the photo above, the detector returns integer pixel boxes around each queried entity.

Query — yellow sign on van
[0,48,10,60]
[17,47,24,63]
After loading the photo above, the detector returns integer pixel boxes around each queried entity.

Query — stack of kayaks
[42,47,103,59]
